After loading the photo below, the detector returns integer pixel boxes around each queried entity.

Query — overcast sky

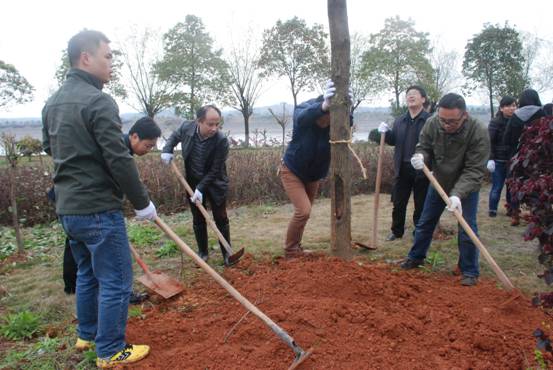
[2,0,552,118]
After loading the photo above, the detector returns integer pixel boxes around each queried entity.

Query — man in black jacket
[373,85,431,241]
[487,96,516,218]
[161,105,232,265]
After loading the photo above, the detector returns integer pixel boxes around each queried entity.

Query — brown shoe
[284,246,313,259]
[511,215,520,226]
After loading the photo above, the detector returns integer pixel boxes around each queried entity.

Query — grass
[0,184,547,368]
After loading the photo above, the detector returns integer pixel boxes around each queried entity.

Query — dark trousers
[188,189,230,256]
[391,162,429,237]
[63,237,78,294]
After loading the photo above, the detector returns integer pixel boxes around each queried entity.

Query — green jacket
[42,68,150,215]
[416,114,490,199]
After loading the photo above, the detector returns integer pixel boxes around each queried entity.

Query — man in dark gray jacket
[42,30,154,368]
[161,105,232,265]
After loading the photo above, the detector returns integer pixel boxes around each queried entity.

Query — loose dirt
[127,254,552,369]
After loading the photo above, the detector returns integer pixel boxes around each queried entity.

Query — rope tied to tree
[328,138,368,179]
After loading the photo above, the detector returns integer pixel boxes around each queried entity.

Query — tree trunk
[9,166,24,255]
[328,0,352,259]
[488,89,494,119]
[282,126,286,155]
[243,110,250,148]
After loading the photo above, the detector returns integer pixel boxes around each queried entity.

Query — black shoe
[460,275,478,286]
[129,291,149,304]
[193,224,209,262]
[400,258,423,269]
[488,210,497,217]
[386,233,402,241]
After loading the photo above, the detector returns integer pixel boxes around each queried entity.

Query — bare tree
[268,103,290,154]
[118,28,176,118]
[429,39,462,100]
[350,33,380,113]
[226,32,264,147]
[521,33,553,94]
[1,133,24,255]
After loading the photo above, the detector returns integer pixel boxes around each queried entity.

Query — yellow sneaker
[96,344,150,368]
[75,338,94,351]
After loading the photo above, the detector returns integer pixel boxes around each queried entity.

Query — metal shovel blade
[227,247,245,265]
[288,347,314,370]
[137,271,184,299]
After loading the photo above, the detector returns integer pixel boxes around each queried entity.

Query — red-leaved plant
[507,116,553,306]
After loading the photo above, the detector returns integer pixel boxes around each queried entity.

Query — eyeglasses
[439,113,465,126]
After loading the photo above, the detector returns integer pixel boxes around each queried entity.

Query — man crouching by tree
[400,93,490,287]
[161,105,233,266]
[42,30,156,367]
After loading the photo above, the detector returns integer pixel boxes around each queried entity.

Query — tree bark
[328,0,352,259]
[243,109,250,148]
[9,166,24,255]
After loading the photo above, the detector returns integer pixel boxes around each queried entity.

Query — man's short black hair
[544,103,553,116]
[499,96,516,107]
[68,30,110,68]
[406,85,427,98]
[196,105,221,121]
[518,89,542,108]
[129,117,161,140]
[438,93,466,111]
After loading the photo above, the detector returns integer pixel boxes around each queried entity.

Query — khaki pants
[280,164,319,254]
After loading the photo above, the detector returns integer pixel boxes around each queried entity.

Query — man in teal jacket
[42,30,155,367]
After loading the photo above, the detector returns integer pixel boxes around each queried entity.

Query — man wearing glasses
[400,93,490,286]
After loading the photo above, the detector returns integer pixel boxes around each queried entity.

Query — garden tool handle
[129,244,150,274]
[421,165,515,290]
[371,132,385,248]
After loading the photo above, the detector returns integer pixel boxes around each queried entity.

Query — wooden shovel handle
[422,165,515,290]
[371,132,386,248]
[170,161,233,254]
[129,244,150,274]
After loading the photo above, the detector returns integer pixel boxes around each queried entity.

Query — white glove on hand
[486,160,495,173]
[322,80,336,111]
[447,196,462,213]
[410,153,424,170]
[378,122,390,133]
[190,189,203,204]
[135,201,157,221]
[161,153,173,165]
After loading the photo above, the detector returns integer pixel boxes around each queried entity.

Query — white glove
[161,153,173,165]
[447,196,462,213]
[135,201,157,221]
[486,160,495,173]
[410,153,424,170]
[190,189,203,204]
[322,80,336,111]
[378,122,390,133]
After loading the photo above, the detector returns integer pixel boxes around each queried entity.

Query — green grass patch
[1,310,41,340]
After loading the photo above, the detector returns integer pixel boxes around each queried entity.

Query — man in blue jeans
[42,30,157,367]
[401,93,490,286]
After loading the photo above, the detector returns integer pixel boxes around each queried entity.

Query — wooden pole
[422,165,515,290]
[370,132,386,248]
[328,0,352,259]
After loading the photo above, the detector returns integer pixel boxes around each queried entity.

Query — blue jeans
[59,210,132,358]
[407,186,480,277]
[488,160,512,212]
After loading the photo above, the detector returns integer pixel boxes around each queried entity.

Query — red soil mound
[126,254,552,369]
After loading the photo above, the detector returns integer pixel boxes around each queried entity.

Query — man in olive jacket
[42,30,155,367]
[400,93,490,286]
[161,105,232,265]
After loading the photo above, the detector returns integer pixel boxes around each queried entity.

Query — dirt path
[126,254,551,369]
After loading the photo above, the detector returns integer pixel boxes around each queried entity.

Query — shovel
[129,244,184,299]
[170,161,244,265]
[153,216,312,369]
[421,164,515,291]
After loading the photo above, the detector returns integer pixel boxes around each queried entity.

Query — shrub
[1,310,41,340]
[507,116,553,306]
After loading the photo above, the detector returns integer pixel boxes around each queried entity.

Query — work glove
[378,122,390,133]
[410,153,424,170]
[190,189,203,204]
[161,153,173,165]
[135,201,157,221]
[486,160,495,173]
[322,80,336,111]
[446,196,462,214]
